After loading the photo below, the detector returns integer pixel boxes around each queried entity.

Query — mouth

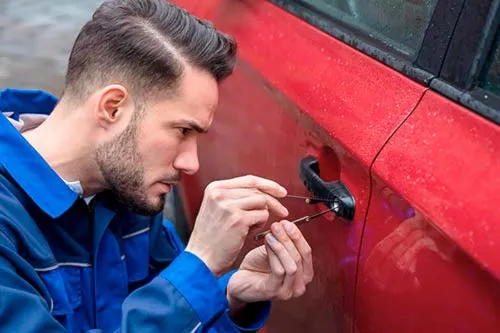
[159,181,178,193]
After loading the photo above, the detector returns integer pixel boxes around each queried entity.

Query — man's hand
[226,220,314,309]
[185,175,289,276]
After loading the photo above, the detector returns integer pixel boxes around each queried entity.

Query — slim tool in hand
[284,195,336,204]
[254,202,338,241]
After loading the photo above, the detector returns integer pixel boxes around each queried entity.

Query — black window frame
[431,0,500,124]
[271,0,466,85]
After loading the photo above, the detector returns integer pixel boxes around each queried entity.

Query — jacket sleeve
[121,251,271,333]
[0,216,270,333]
[0,225,244,333]
[122,220,272,332]
[154,221,272,332]
[215,270,272,332]
[121,249,230,332]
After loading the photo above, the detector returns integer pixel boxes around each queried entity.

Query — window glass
[299,0,438,57]
[480,30,500,96]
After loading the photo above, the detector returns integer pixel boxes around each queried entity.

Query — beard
[95,117,165,216]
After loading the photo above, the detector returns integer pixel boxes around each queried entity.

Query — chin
[132,205,163,216]
[128,196,165,216]
[147,196,166,215]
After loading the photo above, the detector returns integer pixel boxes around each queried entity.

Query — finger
[218,188,261,200]
[242,209,270,228]
[212,175,287,198]
[230,193,289,217]
[272,222,302,269]
[264,238,285,292]
[283,221,314,284]
[274,222,305,296]
[266,232,297,300]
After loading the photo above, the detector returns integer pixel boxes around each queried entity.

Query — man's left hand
[226,220,314,311]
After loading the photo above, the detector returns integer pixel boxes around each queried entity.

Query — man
[0,0,313,332]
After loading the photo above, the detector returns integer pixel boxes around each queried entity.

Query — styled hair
[64,0,237,102]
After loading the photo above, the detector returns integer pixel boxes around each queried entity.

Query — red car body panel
[173,0,426,331]
[355,91,500,332]
[171,0,500,332]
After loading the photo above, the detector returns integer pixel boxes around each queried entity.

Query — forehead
[150,66,219,125]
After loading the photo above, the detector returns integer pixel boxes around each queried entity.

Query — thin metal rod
[254,206,336,241]
[284,195,336,204]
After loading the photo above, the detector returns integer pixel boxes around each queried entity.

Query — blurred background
[0,0,186,239]
[0,0,102,95]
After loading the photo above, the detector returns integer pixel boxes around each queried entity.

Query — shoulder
[0,169,55,268]
[0,167,38,229]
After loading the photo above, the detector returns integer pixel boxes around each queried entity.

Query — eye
[178,127,192,136]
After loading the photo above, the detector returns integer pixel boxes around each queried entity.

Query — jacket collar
[0,89,78,218]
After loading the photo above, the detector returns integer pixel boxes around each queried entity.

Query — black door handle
[299,156,355,221]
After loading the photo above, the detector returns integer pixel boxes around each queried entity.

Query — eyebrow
[186,121,209,134]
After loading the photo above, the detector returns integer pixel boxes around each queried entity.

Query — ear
[95,85,131,129]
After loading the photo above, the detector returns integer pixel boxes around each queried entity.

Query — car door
[169,0,457,332]
[355,1,500,332]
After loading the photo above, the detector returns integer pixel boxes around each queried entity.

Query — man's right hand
[185,175,289,275]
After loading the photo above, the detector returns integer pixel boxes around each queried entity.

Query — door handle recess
[299,156,355,221]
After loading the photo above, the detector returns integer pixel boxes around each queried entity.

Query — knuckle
[218,200,231,213]
[294,257,302,266]
[260,209,270,221]
[206,187,219,201]
[269,288,281,299]
[274,267,285,278]
[304,267,314,282]
[280,291,293,300]
[205,182,218,193]
[257,195,268,207]
[288,229,300,240]
[286,224,300,238]
[230,211,244,224]
[273,243,285,254]
[295,286,306,297]
[287,264,298,276]
[245,175,258,188]
[214,190,225,201]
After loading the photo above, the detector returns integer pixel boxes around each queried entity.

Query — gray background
[0,0,102,95]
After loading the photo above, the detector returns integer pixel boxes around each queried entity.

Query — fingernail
[266,234,277,244]
[272,223,284,236]
[284,222,295,233]
[281,206,289,216]
[280,187,288,197]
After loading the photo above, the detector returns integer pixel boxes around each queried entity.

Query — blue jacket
[0,88,270,333]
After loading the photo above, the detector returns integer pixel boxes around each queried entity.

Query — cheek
[138,131,180,168]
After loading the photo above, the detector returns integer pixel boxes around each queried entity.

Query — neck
[22,101,107,196]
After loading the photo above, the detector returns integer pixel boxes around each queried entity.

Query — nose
[173,137,200,175]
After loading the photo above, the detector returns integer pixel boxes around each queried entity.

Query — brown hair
[64,0,237,102]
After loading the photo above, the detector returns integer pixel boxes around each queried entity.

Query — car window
[299,0,438,57]
[480,30,500,96]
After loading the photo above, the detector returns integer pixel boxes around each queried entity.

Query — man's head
[62,0,236,215]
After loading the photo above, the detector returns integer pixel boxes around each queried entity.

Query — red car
[167,0,500,332]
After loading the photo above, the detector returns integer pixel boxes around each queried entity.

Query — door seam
[350,88,429,333]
